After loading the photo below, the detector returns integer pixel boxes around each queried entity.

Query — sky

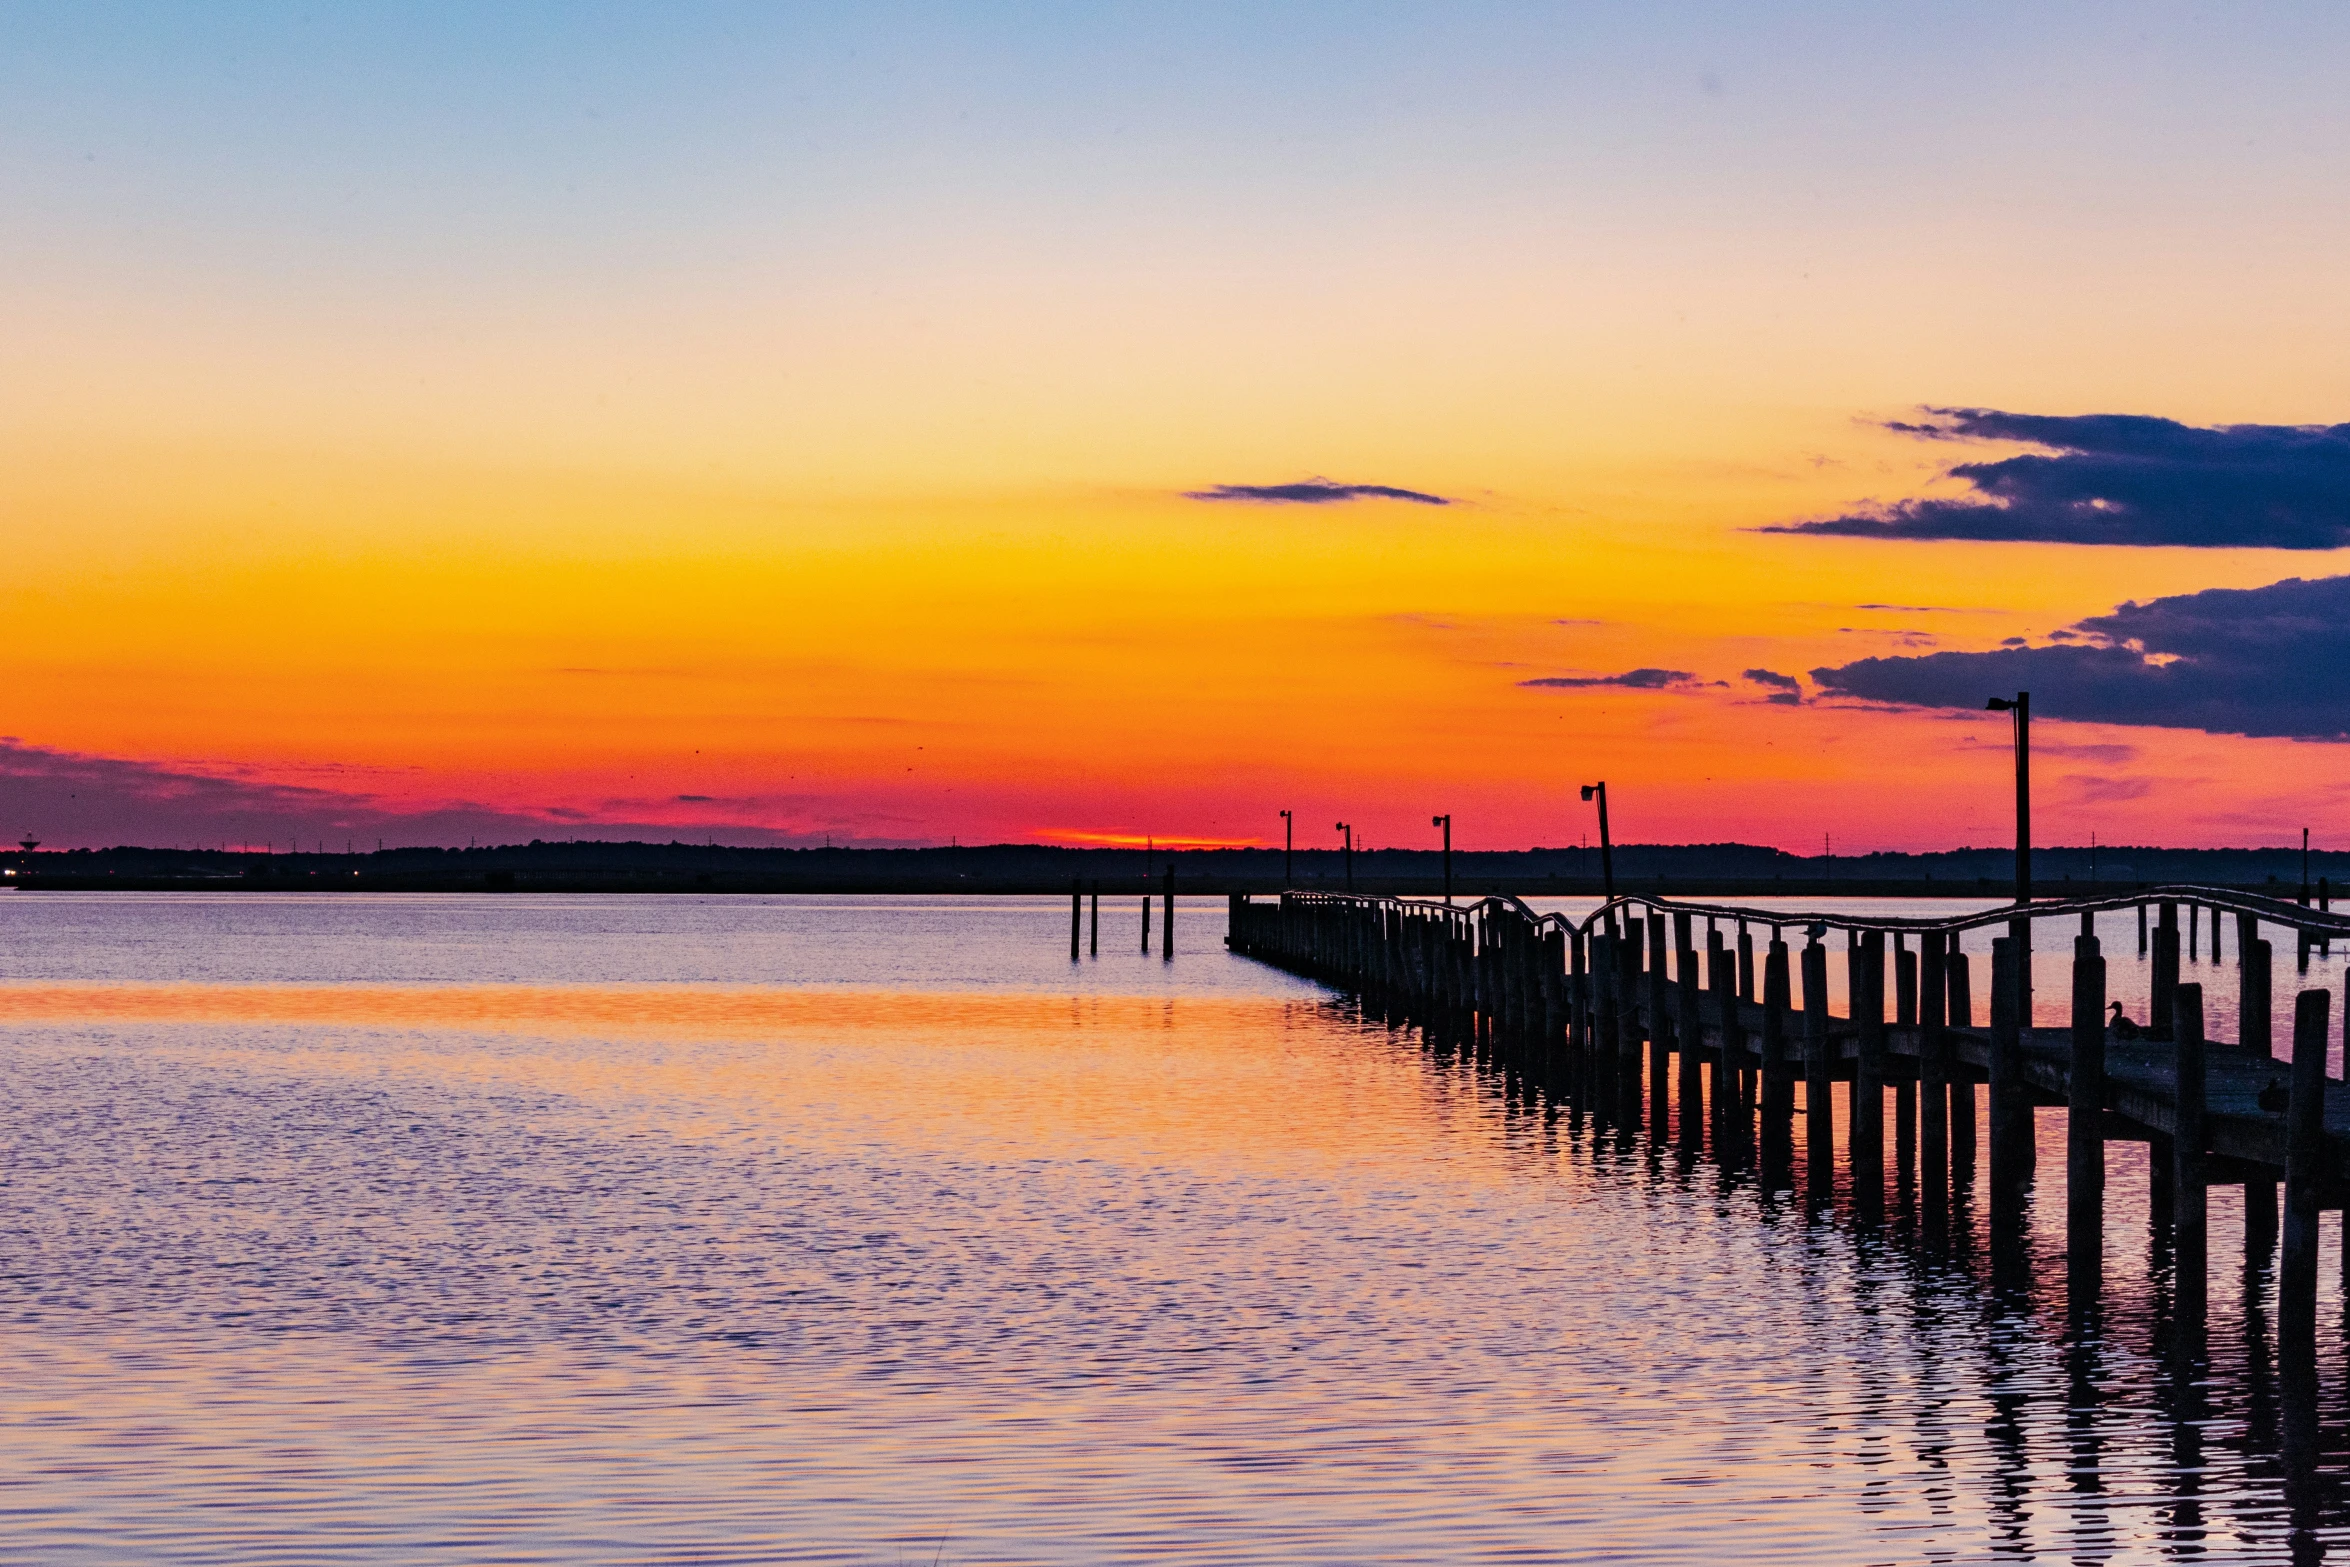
[6,1,2350,853]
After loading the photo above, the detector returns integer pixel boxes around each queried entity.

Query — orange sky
[6,7,2349,851]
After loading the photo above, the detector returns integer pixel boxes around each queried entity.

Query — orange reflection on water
[0,983,1502,1184]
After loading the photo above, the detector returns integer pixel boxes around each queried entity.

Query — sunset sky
[7,2,2350,852]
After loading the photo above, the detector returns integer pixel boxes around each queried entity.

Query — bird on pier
[2107,1001,2142,1040]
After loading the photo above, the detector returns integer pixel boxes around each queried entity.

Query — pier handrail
[1267,883,2350,942]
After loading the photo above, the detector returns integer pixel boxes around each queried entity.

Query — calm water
[3,891,2349,1563]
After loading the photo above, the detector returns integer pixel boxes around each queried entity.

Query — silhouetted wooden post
[1761,933,1793,1187]
[2138,900,2149,956]
[1711,938,1743,1157]
[1803,929,1833,1197]
[1163,866,1175,960]
[2153,902,2179,1039]
[1648,913,1673,1137]
[2244,924,2278,1259]
[1920,932,1949,1224]
[1677,938,1703,1150]
[1854,928,1886,1219]
[1071,879,1082,960]
[2281,987,2331,1356]
[2173,982,2207,1327]
[2068,932,2107,1300]
[1141,891,1152,953]
[1892,935,1919,1192]
[1948,950,1976,1177]
[1989,935,2031,1232]
[1090,882,1100,955]
[1738,922,1756,1005]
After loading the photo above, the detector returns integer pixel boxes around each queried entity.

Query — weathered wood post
[1648,912,1673,1136]
[1142,891,1152,953]
[2244,922,2278,1259]
[1738,921,1756,1005]
[1677,936,1704,1150]
[2281,987,2331,1357]
[1948,949,1977,1177]
[1091,883,1101,955]
[2173,982,2207,1329]
[1920,931,1949,1224]
[2153,902,2179,1039]
[1893,935,1919,1193]
[1803,928,1833,1197]
[2138,899,2149,956]
[1854,928,1887,1219]
[1761,933,1794,1187]
[1071,879,1083,960]
[1712,938,1743,1159]
[1989,935,2032,1231]
[1163,866,1176,960]
[2068,931,2107,1301]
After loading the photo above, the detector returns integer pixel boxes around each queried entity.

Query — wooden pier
[1227,886,2350,1357]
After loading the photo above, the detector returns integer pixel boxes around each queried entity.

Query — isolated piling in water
[1071,879,1083,961]
[2153,903,2179,1038]
[1141,892,1152,953]
[1988,936,2031,1222]
[2068,933,2107,1295]
[2173,981,2208,1322]
[1163,866,1175,959]
[2281,987,2332,1355]
[1090,883,1100,955]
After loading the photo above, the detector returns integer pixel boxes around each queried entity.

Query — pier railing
[1227,884,2350,1353]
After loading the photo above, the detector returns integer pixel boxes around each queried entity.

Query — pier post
[1802,929,1833,1198]
[2068,933,2107,1300]
[1712,940,1743,1159]
[2173,983,2207,1330]
[2243,926,2278,1260]
[1920,932,1949,1224]
[1677,938,1704,1150]
[2281,987,2331,1358]
[1989,935,2032,1232]
[1163,866,1175,960]
[1071,879,1082,961]
[1648,913,1673,1137]
[1142,892,1152,953]
[1854,929,1886,1218]
[1760,934,1793,1188]
[2153,903,2179,1037]
[1948,949,1976,1179]
[1894,935,1918,1196]
[1090,883,1100,955]
[1737,922,1756,1005]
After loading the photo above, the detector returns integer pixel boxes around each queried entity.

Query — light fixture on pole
[1579,783,1614,901]
[1279,809,1293,888]
[1431,813,1452,904]
[1984,694,2031,907]
[1336,822,1354,893]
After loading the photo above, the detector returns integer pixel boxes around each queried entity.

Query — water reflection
[1,894,2349,1560]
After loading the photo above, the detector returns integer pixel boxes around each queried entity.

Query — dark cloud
[1811,574,2350,741]
[1765,408,2350,548]
[1743,668,1803,705]
[1519,668,1697,690]
[1185,479,1451,506]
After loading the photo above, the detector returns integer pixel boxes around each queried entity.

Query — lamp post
[1279,809,1293,888]
[1579,783,1614,901]
[1336,822,1353,893]
[1432,814,1452,904]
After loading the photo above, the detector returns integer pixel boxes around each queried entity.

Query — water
[3,891,2348,1562]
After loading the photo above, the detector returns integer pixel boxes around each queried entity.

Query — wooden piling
[1761,934,1793,1187]
[2243,928,2279,1260]
[1948,950,1976,1177]
[1090,883,1100,955]
[1989,935,2032,1221]
[1737,922,1756,1005]
[1071,879,1082,961]
[1711,940,1743,1158]
[1920,931,1949,1223]
[2068,933,2107,1294]
[1163,866,1175,960]
[1854,929,1886,1218]
[2173,982,2207,1324]
[1677,940,1704,1150]
[2152,903,2178,1039]
[1648,913,1673,1137]
[2281,987,2331,1354]
[1141,892,1152,953]
[1802,930,1833,1196]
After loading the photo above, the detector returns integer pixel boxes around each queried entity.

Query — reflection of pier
[1228,887,2350,1394]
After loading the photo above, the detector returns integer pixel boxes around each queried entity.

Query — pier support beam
[2068,933,2107,1305]
[1802,930,1833,1199]
[2173,983,2208,1335]
[1853,929,1886,1220]
[2282,987,2331,1360]
[1920,932,1949,1227]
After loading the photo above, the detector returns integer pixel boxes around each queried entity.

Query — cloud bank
[1519,668,1699,690]
[1811,574,2350,740]
[1185,479,1451,506]
[1743,668,1803,704]
[1768,408,2350,548]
